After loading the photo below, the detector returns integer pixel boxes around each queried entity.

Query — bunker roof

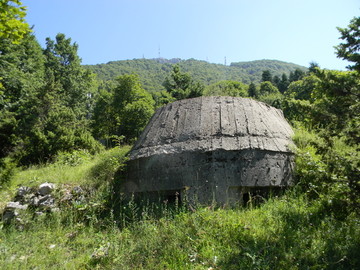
[130,96,294,159]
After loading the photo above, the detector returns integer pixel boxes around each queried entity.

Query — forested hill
[84,58,307,92]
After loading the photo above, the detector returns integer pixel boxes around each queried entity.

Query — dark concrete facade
[122,96,294,205]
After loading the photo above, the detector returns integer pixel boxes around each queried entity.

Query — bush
[0,157,17,187]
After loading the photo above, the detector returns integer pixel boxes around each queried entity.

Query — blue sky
[23,0,359,70]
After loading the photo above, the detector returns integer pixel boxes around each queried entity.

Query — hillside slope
[84,58,307,92]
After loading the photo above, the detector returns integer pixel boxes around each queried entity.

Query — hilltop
[84,58,307,92]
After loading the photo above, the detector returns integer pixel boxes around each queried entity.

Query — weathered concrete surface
[123,96,295,205]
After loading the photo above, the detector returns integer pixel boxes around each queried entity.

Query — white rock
[6,201,28,210]
[38,183,55,196]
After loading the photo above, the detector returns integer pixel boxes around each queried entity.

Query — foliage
[289,68,305,82]
[293,126,360,213]
[0,32,45,160]
[203,80,248,97]
[0,0,30,44]
[0,156,17,187]
[335,16,360,72]
[84,58,307,93]
[311,69,360,140]
[92,74,155,143]
[152,90,176,108]
[259,81,279,96]
[43,33,98,116]
[261,70,272,82]
[15,33,102,165]
[1,187,359,269]
[248,82,259,98]
[258,92,283,108]
[285,73,319,101]
[163,65,204,100]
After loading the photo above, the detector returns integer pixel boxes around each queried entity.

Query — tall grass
[1,146,360,269]
[1,192,359,269]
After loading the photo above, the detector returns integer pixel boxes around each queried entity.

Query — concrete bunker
[122,96,294,205]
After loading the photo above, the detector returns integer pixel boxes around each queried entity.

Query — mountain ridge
[84,58,307,92]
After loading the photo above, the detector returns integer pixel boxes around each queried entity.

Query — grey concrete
[123,96,295,205]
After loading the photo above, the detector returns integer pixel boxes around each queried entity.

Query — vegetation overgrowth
[0,2,359,269]
[1,145,359,269]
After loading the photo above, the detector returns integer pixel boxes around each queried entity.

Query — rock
[29,195,40,207]
[2,210,18,224]
[15,186,31,198]
[38,194,55,209]
[14,186,32,204]
[72,186,84,195]
[38,183,55,196]
[6,201,28,210]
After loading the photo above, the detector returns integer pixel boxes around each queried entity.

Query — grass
[1,146,360,269]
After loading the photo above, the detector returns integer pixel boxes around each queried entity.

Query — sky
[22,0,359,70]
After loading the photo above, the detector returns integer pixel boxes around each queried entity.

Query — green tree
[93,74,155,144]
[258,81,282,107]
[152,90,176,108]
[311,69,359,140]
[335,16,360,72]
[0,32,45,164]
[43,33,97,115]
[248,82,259,98]
[259,81,279,95]
[272,75,280,88]
[261,70,272,82]
[289,68,305,82]
[278,73,290,93]
[203,80,248,97]
[285,74,319,101]
[14,33,102,164]
[0,0,30,44]
[308,62,320,74]
[163,65,204,100]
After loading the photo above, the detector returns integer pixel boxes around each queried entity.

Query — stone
[6,201,28,210]
[38,183,55,196]
[14,186,32,204]
[122,96,295,205]
[37,194,55,208]
[2,210,17,224]
[16,186,31,198]
[29,195,40,207]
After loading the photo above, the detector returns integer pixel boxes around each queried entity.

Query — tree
[335,16,360,72]
[259,81,279,96]
[14,33,102,164]
[278,73,290,93]
[93,74,155,144]
[163,65,204,100]
[248,82,259,98]
[203,80,248,97]
[43,33,97,116]
[258,81,282,107]
[261,70,272,82]
[272,75,280,88]
[152,90,176,108]
[311,69,359,140]
[0,32,45,165]
[0,0,30,44]
[308,62,320,74]
[289,68,305,82]
[285,74,319,101]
